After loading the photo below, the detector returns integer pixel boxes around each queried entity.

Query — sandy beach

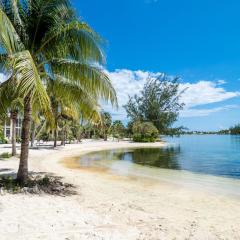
[1,140,240,240]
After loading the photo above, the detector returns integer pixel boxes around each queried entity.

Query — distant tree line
[229,124,240,135]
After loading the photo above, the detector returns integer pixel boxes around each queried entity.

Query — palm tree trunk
[54,115,58,147]
[54,128,58,147]
[61,129,65,146]
[17,97,32,184]
[53,104,58,148]
[104,129,107,141]
[10,111,17,156]
[31,121,35,147]
[63,129,66,146]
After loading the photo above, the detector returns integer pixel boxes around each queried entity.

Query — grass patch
[0,152,11,159]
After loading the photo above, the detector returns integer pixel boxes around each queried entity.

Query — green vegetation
[0,0,117,184]
[132,121,159,142]
[101,112,112,141]
[111,120,126,140]
[0,152,11,159]
[124,74,184,136]
[0,125,7,144]
[229,124,240,135]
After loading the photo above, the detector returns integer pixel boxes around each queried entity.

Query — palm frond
[0,7,24,53]
[49,59,117,106]
[37,20,104,63]
[12,50,50,111]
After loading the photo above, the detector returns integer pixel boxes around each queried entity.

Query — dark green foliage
[0,136,7,144]
[0,176,20,192]
[37,131,52,142]
[71,124,83,142]
[111,120,126,140]
[230,124,240,135]
[124,74,184,135]
[132,121,159,142]
[0,125,7,144]
[101,112,112,141]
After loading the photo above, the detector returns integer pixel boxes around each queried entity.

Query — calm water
[80,135,240,180]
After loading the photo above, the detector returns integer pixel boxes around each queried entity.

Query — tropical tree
[100,112,112,141]
[132,121,159,142]
[47,76,101,147]
[0,0,117,184]
[124,74,184,134]
[0,84,23,155]
[111,120,125,141]
[0,119,5,143]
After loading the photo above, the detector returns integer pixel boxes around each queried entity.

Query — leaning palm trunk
[17,97,32,184]
[10,110,17,156]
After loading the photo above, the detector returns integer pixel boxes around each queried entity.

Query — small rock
[28,185,41,194]
[21,187,29,194]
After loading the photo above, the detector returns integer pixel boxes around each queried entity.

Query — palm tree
[10,108,18,155]
[47,75,101,147]
[111,120,126,141]
[0,0,117,184]
[0,82,23,156]
[101,112,112,141]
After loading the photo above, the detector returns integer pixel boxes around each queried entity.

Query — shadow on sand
[0,169,78,196]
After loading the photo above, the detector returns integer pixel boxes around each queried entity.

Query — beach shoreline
[1,140,240,240]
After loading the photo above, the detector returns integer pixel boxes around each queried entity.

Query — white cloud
[179,81,240,108]
[105,69,160,107]
[103,69,240,120]
[144,0,158,3]
[217,79,227,85]
[180,105,238,117]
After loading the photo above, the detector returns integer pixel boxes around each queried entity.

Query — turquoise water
[80,135,240,180]
[163,135,240,179]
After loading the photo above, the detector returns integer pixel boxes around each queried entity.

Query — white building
[3,116,22,141]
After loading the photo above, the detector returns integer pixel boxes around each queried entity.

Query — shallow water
[78,135,240,196]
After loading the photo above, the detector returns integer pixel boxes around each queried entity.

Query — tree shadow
[0,171,78,196]
[0,168,13,173]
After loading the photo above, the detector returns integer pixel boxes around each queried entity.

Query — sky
[1,1,240,131]
[71,0,240,131]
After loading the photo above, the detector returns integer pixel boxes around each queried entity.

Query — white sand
[0,140,240,240]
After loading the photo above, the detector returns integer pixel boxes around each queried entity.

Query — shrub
[0,152,11,159]
[0,138,8,144]
[132,121,159,142]
[0,130,7,144]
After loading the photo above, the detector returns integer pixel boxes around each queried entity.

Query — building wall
[4,117,22,141]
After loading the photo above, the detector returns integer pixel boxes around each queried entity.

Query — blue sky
[72,0,240,131]
[71,0,240,131]
[3,0,240,131]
